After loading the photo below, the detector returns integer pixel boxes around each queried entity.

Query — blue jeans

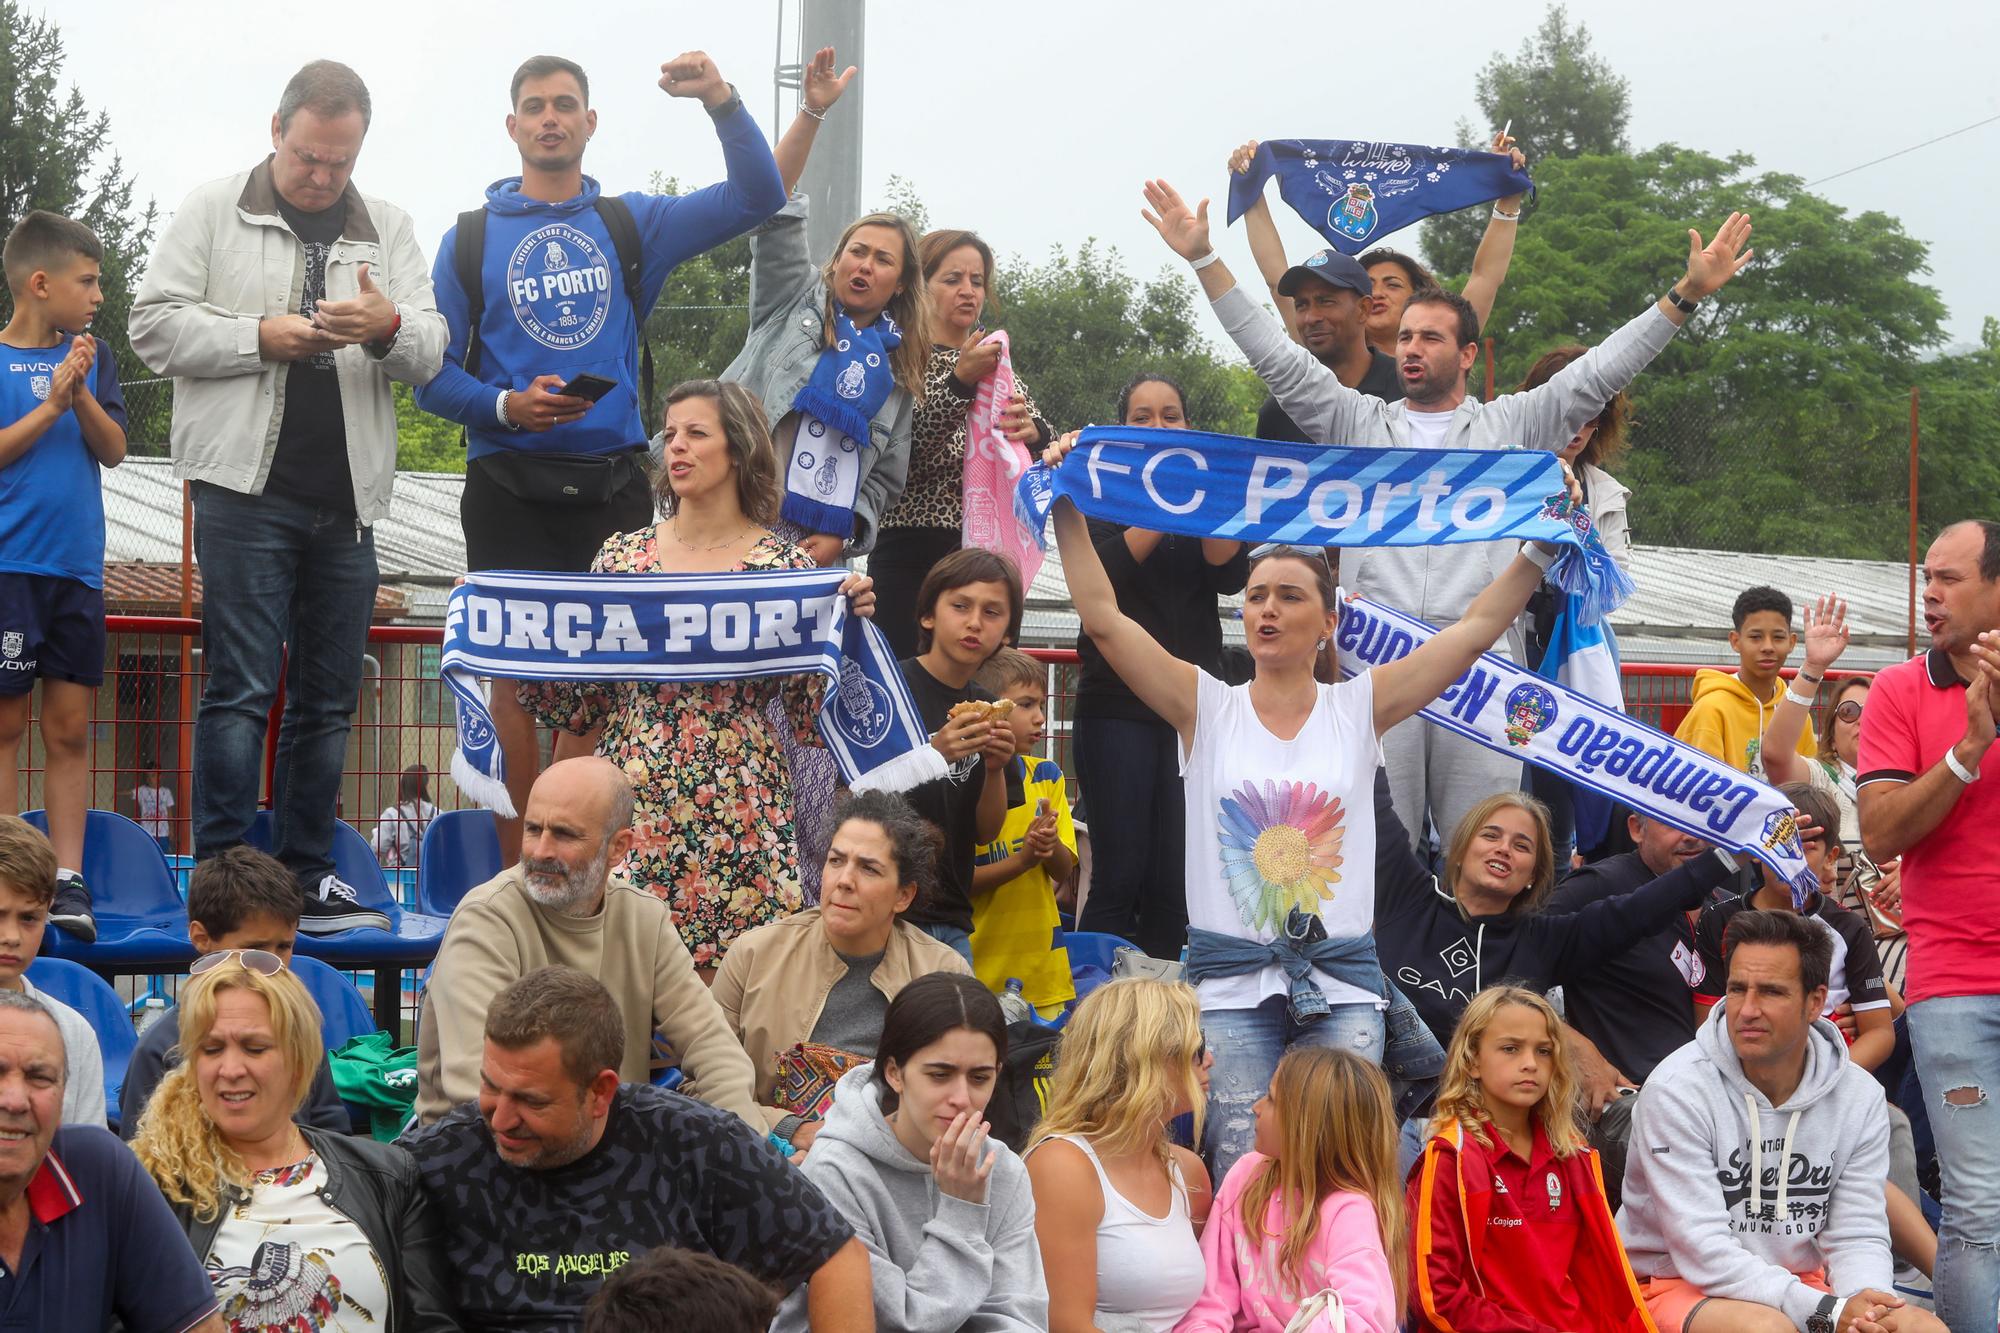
[918,922,974,965]
[1073,714,1188,958]
[1199,995,1384,1182]
[1908,994,2000,1331]
[191,484,377,888]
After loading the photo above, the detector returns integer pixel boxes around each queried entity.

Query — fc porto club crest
[1502,682,1559,748]
[833,659,893,748]
[507,223,614,352]
[1328,182,1379,244]
[457,700,495,751]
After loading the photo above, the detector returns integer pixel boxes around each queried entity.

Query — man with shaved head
[0,990,225,1331]
[415,757,758,1126]
[1857,520,2000,1331]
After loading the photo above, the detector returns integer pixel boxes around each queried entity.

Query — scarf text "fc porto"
[1337,594,1818,904]
[1018,426,1633,622]
[442,569,934,816]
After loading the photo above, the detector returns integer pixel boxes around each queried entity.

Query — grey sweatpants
[1381,713,1526,860]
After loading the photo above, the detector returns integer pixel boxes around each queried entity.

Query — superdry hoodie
[1617,1006,1893,1325]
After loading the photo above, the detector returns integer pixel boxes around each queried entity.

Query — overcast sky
[58,0,2000,354]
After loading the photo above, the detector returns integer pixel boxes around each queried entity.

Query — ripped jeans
[1908,995,2000,1331]
[1200,996,1385,1183]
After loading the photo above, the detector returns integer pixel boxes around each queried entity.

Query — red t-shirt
[1855,650,2000,1003]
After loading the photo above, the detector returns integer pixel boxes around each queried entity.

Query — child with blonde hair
[1178,1046,1403,1333]
[1026,978,1211,1331]
[1408,985,1652,1333]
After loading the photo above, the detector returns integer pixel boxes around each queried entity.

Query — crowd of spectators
[0,42,1990,1333]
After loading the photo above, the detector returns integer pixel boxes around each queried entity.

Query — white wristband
[1491,204,1521,221]
[495,390,516,429]
[1785,686,1818,708]
[1944,748,1980,784]
[1188,250,1221,271]
[1520,542,1556,571]
[1712,848,1739,872]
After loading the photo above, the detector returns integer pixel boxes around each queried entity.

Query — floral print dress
[518,528,825,967]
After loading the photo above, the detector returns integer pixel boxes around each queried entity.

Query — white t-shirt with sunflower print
[1179,668,1382,1013]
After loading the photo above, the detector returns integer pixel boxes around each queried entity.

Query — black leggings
[1072,712,1188,959]
[869,525,964,660]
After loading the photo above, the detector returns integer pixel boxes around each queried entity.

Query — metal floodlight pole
[774,0,866,260]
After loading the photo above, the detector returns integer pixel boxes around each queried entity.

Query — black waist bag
[478,447,643,507]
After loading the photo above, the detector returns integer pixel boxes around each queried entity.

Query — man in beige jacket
[415,756,758,1126]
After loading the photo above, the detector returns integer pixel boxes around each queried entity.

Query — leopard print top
[879,343,1052,531]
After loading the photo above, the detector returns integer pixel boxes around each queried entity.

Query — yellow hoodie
[1674,668,1816,777]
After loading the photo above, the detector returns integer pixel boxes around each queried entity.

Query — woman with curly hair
[131,952,455,1330]
[1025,978,1213,1332]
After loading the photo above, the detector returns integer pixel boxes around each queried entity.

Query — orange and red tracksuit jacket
[1408,1117,1656,1333]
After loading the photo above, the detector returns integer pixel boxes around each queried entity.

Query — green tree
[1421,4,1631,278]
[0,1,160,446]
[394,383,465,472]
[639,173,751,425]
[1460,145,1962,559]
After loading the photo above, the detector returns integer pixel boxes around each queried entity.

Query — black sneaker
[48,877,97,945]
[297,875,390,934]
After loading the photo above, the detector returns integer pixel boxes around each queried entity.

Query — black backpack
[451,197,656,431]
[986,1020,1063,1153]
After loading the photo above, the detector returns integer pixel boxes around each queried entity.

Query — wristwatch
[1664,286,1699,315]
[705,82,744,121]
[1807,1292,1838,1333]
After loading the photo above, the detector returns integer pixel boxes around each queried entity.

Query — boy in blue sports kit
[0,211,128,942]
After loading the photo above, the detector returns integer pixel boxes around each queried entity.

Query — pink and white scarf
[960,330,1045,586]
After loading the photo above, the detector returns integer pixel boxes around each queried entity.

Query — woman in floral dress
[521,379,876,971]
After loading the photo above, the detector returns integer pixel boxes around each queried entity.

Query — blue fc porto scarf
[1227,139,1533,254]
[1335,594,1820,905]
[442,568,936,816]
[783,306,902,538]
[1017,426,1634,623]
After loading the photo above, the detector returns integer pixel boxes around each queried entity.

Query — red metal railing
[16,619,1856,844]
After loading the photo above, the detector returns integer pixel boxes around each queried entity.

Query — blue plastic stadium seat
[1057,930,1139,978]
[245,813,447,967]
[290,955,378,1052]
[21,810,195,969]
[415,810,503,919]
[25,957,136,1130]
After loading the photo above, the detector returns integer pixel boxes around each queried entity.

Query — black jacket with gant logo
[1366,767,1739,1045]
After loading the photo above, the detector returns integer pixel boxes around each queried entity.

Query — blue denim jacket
[1185,927,1445,1117]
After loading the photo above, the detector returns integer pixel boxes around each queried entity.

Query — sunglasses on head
[1249,542,1334,574]
[190,948,287,978]
[1834,700,1863,723]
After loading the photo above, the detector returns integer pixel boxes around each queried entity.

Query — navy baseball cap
[1276,249,1373,299]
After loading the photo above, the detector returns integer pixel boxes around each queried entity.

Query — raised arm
[771,47,856,196]
[1142,177,1373,448]
[1226,140,1302,344]
[1458,132,1526,332]
[1762,594,1847,785]
[1369,542,1552,737]
[1047,437,1197,740]
[1857,634,2000,862]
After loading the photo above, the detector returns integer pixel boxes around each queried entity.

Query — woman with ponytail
[132,953,455,1331]
[1046,432,1582,1179]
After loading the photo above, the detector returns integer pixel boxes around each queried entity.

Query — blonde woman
[1178,1047,1404,1333]
[131,951,454,1330]
[1408,986,1649,1333]
[1026,979,1213,1332]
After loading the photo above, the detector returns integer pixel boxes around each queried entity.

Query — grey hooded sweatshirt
[1617,1005,1893,1328]
[773,1063,1048,1333]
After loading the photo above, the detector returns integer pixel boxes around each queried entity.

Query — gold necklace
[667,518,757,553]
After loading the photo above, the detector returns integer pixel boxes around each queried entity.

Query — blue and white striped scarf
[1018,426,1633,622]
[441,569,937,816]
[1337,593,1819,904]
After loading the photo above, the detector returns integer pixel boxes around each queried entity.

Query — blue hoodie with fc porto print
[415,102,784,460]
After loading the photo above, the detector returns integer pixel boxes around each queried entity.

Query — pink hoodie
[1175,1152,1398,1333]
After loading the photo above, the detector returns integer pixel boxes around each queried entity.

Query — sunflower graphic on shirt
[1217,780,1346,933]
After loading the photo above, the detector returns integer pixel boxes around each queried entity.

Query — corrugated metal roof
[102,460,1926,664]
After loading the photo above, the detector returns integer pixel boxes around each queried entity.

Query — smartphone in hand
[559,373,618,403]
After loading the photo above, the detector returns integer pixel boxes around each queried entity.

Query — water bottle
[997,978,1033,1025]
